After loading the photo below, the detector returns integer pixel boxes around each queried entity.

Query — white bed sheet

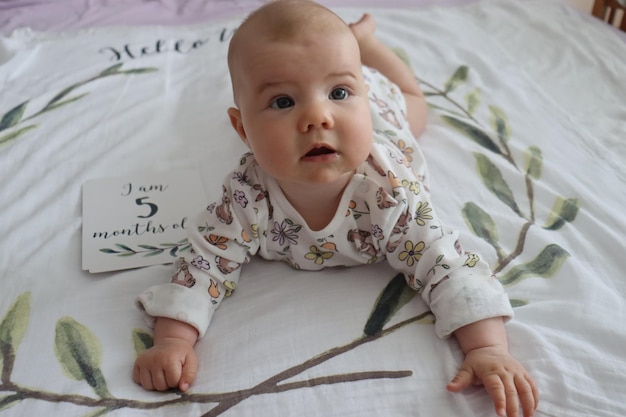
[1,1,625,416]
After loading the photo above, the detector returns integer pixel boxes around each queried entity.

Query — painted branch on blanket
[0,65,580,416]
[0,64,158,147]
[0,289,426,415]
[420,65,580,298]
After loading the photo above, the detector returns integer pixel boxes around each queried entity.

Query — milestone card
[82,170,206,273]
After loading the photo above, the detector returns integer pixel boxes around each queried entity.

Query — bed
[1,0,625,416]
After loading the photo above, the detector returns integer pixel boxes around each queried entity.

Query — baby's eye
[270,96,295,109]
[329,88,349,100]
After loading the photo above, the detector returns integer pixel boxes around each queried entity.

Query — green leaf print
[474,153,523,217]
[363,273,417,336]
[0,102,28,132]
[132,328,154,356]
[444,65,468,94]
[1,63,158,148]
[0,125,38,146]
[465,88,481,115]
[543,197,580,231]
[0,292,31,381]
[0,395,21,412]
[441,116,502,155]
[524,146,543,180]
[41,93,90,114]
[489,105,511,143]
[499,244,570,286]
[509,299,528,308]
[120,68,159,75]
[99,63,124,76]
[462,202,499,247]
[55,317,112,398]
[42,84,85,112]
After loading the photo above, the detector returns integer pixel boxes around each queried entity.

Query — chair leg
[592,0,607,19]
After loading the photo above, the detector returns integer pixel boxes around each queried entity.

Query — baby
[134,1,539,416]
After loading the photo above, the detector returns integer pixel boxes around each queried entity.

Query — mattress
[1,0,625,416]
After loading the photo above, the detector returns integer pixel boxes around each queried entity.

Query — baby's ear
[227,107,249,146]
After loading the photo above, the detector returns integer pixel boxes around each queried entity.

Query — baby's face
[228,28,372,191]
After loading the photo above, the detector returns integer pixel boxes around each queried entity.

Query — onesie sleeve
[382,183,514,338]
[370,146,513,339]
[136,169,260,338]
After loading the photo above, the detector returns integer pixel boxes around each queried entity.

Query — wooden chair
[592,0,626,31]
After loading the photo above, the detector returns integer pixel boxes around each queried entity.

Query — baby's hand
[446,345,538,417]
[133,337,198,392]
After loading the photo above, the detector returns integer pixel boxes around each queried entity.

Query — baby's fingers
[179,351,199,392]
[517,374,539,417]
[446,368,473,392]
[482,373,508,417]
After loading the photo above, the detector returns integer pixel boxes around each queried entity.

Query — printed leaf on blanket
[499,244,570,286]
[444,65,468,94]
[422,65,579,284]
[441,115,502,155]
[0,102,28,131]
[0,64,158,148]
[524,146,543,180]
[0,292,30,383]
[55,318,112,399]
[462,202,507,260]
[363,273,418,336]
[132,328,154,356]
[473,152,524,217]
[543,197,580,230]
[489,105,511,143]
[465,88,481,115]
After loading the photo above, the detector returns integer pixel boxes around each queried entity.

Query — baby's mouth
[305,146,336,157]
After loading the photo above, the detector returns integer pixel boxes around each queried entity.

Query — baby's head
[227,0,359,104]
[226,0,372,191]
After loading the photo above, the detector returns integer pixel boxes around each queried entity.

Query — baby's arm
[133,317,199,392]
[447,317,539,417]
[349,14,427,138]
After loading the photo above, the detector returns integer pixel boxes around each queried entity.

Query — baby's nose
[298,101,334,132]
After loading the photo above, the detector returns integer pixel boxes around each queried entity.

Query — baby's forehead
[229,17,353,73]
[240,10,347,41]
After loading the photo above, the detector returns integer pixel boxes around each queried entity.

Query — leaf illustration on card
[363,273,417,336]
[441,116,502,155]
[499,244,570,286]
[543,197,580,231]
[0,292,31,381]
[55,317,112,398]
[474,153,524,217]
[100,239,192,258]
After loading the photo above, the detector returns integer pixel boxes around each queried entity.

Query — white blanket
[1,1,625,416]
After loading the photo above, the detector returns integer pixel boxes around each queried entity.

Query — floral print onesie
[137,66,513,338]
